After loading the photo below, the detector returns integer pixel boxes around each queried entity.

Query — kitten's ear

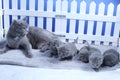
[22,17,28,22]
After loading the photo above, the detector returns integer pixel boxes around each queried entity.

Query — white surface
[0,44,120,80]
[0,65,120,80]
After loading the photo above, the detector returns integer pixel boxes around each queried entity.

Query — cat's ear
[12,20,17,24]
[22,17,28,22]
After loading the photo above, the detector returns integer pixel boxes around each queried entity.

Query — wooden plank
[20,0,27,19]
[78,1,86,35]
[60,0,68,34]
[114,4,120,38]
[55,0,62,34]
[0,0,3,39]
[38,0,44,28]
[96,3,105,36]
[3,10,119,22]
[12,0,18,20]
[104,3,114,37]
[29,0,35,26]
[87,1,96,35]
[46,0,53,32]
[3,0,10,34]
[69,0,77,34]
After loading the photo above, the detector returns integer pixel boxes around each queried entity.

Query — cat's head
[10,17,29,36]
[57,44,71,60]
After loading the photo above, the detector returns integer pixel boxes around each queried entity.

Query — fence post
[0,0,3,40]
[38,0,44,28]
[46,0,53,32]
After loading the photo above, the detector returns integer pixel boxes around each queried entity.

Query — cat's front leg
[19,40,33,58]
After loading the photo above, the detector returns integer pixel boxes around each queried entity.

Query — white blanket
[0,44,120,72]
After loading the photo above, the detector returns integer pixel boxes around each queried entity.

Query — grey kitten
[57,43,78,61]
[77,46,90,63]
[89,50,103,72]
[77,41,103,71]
[0,17,33,58]
[78,45,100,63]
[103,49,119,67]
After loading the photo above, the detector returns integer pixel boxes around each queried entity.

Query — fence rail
[0,0,120,46]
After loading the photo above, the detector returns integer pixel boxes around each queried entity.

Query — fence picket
[38,0,44,28]
[114,4,120,38]
[104,3,114,37]
[0,0,3,39]
[96,3,105,36]
[3,0,10,34]
[78,1,86,35]
[69,0,77,34]
[60,0,68,34]
[55,0,61,34]
[20,0,27,19]
[87,1,96,35]
[29,0,35,26]
[46,0,53,32]
[95,3,105,45]
[12,0,18,20]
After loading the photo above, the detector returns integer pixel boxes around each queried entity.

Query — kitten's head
[57,46,69,59]
[10,17,29,36]
[79,52,89,63]
[89,52,103,71]
[79,46,90,63]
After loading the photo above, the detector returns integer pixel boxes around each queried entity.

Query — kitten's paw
[26,53,33,58]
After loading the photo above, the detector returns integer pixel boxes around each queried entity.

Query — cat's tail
[0,39,6,49]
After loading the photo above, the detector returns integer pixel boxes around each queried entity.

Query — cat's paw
[40,45,50,52]
[26,53,33,58]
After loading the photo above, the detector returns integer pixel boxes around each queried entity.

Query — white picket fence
[0,0,120,47]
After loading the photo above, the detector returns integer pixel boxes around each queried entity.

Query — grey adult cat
[103,49,119,67]
[27,26,63,57]
[0,17,33,58]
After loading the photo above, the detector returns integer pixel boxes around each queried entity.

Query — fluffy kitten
[77,42,103,71]
[57,43,78,60]
[89,50,103,72]
[78,45,100,63]
[103,49,119,67]
[77,46,90,63]
[0,17,33,58]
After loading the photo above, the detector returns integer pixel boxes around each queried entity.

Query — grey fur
[89,50,103,72]
[103,49,119,67]
[77,43,103,71]
[77,46,90,63]
[78,45,100,63]
[27,27,63,57]
[0,17,33,58]
[57,43,78,60]
[27,27,62,49]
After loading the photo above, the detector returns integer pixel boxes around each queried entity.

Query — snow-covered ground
[0,44,120,80]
